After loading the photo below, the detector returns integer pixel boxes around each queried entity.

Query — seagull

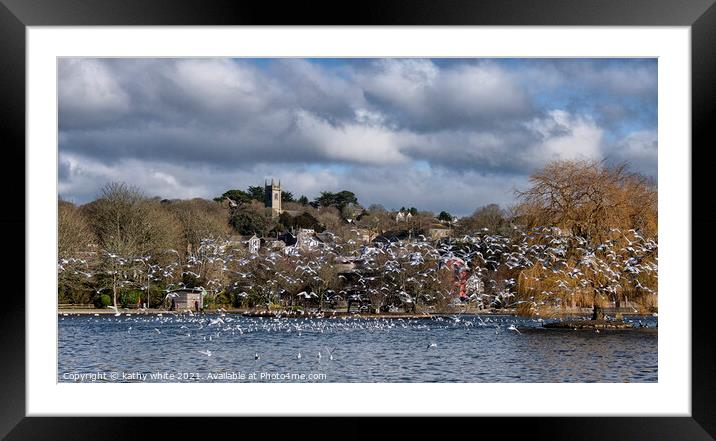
[255,353,260,360]
[297,352,302,360]
[199,349,212,357]
[507,324,521,334]
[427,342,437,349]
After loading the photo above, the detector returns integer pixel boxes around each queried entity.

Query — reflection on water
[58,314,657,383]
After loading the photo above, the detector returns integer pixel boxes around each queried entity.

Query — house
[165,288,204,311]
[395,211,413,222]
[428,227,453,240]
[248,234,261,254]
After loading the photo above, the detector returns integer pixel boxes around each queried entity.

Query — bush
[214,290,231,307]
[230,208,273,235]
[94,294,111,309]
[229,292,249,308]
[203,295,215,309]
[119,289,142,308]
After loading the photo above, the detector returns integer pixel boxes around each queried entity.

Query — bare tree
[515,160,657,243]
[166,198,231,254]
[456,203,510,236]
[58,199,94,259]
[82,182,183,308]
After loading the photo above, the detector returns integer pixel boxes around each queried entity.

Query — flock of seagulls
[59,226,658,315]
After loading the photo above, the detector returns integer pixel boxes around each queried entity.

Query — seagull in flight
[326,347,336,360]
[507,324,521,334]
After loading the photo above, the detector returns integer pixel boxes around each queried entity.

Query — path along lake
[58,313,657,383]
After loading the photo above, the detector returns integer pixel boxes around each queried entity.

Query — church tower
[264,178,282,217]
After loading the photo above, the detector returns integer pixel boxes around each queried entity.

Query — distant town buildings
[395,210,413,222]
[224,178,459,254]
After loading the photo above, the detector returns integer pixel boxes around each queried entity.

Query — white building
[395,211,413,222]
[248,234,260,254]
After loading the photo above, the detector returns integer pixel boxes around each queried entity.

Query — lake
[58,313,657,383]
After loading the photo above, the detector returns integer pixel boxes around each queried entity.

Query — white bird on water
[297,352,302,360]
[427,342,437,349]
[199,349,212,357]
[507,324,521,334]
[255,353,260,361]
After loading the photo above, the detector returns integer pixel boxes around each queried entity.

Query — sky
[58,58,657,216]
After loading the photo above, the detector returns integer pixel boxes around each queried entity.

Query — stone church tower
[264,178,282,217]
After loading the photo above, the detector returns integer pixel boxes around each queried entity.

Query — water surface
[58,313,657,382]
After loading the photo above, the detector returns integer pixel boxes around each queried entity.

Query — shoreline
[58,307,656,319]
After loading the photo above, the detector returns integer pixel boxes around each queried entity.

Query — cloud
[525,110,604,165]
[294,110,413,165]
[357,59,532,131]
[609,130,658,177]
[58,59,132,129]
[57,58,658,213]
[57,151,525,216]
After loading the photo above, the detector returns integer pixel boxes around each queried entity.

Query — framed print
[2,0,713,439]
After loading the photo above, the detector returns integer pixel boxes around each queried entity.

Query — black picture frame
[1,1,712,439]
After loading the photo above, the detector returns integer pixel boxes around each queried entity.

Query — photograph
[0,0,708,432]
[56,57,658,384]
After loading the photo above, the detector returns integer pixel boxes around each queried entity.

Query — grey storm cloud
[58,58,657,216]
